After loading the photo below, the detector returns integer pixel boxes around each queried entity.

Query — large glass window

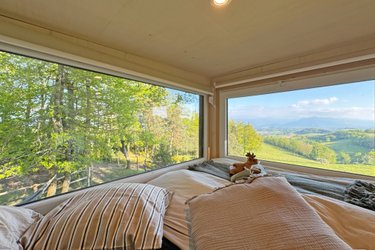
[0,51,202,205]
[228,80,375,176]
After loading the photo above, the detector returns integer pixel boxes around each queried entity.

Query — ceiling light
[212,0,231,7]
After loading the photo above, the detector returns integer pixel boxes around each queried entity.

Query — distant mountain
[282,117,374,129]
[239,118,292,129]
[237,117,374,130]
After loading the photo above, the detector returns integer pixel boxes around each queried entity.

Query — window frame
[0,46,208,205]
[220,66,375,180]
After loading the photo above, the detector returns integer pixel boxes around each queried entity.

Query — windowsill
[20,158,205,214]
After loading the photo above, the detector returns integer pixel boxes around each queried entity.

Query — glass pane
[0,51,201,205]
[228,80,375,176]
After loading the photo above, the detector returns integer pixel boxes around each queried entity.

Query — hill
[255,143,375,176]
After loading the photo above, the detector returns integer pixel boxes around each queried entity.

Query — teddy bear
[229,152,259,176]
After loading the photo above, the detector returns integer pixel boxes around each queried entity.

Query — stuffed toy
[229,152,258,176]
[230,162,267,182]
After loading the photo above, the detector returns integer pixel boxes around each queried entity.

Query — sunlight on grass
[257,143,375,177]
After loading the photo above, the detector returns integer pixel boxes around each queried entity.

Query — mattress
[148,168,375,250]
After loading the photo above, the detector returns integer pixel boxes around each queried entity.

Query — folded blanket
[188,160,230,180]
[345,180,375,211]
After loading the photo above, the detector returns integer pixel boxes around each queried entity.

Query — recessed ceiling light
[212,0,231,7]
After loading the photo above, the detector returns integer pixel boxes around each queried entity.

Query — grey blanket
[344,180,375,211]
[188,160,231,180]
[189,160,375,211]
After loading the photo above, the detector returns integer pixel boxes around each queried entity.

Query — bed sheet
[147,170,230,250]
[148,169,375,250]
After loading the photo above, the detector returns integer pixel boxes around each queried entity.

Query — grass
[323,139,369,154]
[256,143,375,177]
[91,163,145,185]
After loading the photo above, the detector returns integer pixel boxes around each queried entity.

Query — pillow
[187,177,352,250]
[20,183,172,250]
[0,206,43,250]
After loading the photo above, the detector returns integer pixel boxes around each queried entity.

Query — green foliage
[365,151,375,165]
[152,143,173,166]
[228,120,262,156]
[264,136,337,163]
[337,152,351,164]
[310,142,337,164]
[311,130,374,151]
[264,136,313,159]
[0,51,200,197]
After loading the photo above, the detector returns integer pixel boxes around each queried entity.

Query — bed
[2,158,375,249]
[148,158,375,250]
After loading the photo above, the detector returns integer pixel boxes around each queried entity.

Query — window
[0,51,203,206]
[227,80,375,176]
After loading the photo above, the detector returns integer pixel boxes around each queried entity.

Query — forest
[0,51,200,205]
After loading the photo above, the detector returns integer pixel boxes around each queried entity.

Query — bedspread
[148,169,375,250]
[187,176,351,250]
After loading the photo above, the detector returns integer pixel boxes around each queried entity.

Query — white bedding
[147,170,229,249]
[148,169,375,250]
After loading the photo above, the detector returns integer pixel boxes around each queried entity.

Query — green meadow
[256,143,375,177]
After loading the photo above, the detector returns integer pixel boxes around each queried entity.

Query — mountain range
[239,117,374,130]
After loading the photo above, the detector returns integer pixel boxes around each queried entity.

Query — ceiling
[0,0,375,80]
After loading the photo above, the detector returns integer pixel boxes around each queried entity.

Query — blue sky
[153,88,200,118]
[228,80,375,121]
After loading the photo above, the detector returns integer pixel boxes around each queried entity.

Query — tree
[0,51,202,205]
[338,152,351,164]
[310,143,336,164]
[362,150,375,165]
[228,120,262,156]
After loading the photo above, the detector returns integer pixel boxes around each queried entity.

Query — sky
[152,88,200,118]
[228,80,375,121]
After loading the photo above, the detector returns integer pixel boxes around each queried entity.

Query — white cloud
[291,97,338,108]
[294,107,375,120]
[229,104,374,121]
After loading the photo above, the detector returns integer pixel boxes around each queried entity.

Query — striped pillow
[19,183,171,250]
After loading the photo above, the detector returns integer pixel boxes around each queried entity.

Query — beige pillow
[20,183,172,250]
[187,177,352,250]
[0,206,42,250]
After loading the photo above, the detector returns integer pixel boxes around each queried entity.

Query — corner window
[0,51,203,205]
[227,80,375,176]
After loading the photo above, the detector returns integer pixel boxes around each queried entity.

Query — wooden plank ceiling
[0,0,375,86]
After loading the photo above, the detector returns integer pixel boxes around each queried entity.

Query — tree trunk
[121,139,130,169]
[136,148,139,169]
[144,145,148,165]
[61,173,71,193]
[85,81,91,128]
[52,65,65,133]
[46,179,57,197]
[87,164,92,187]
[151,145,156,165]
